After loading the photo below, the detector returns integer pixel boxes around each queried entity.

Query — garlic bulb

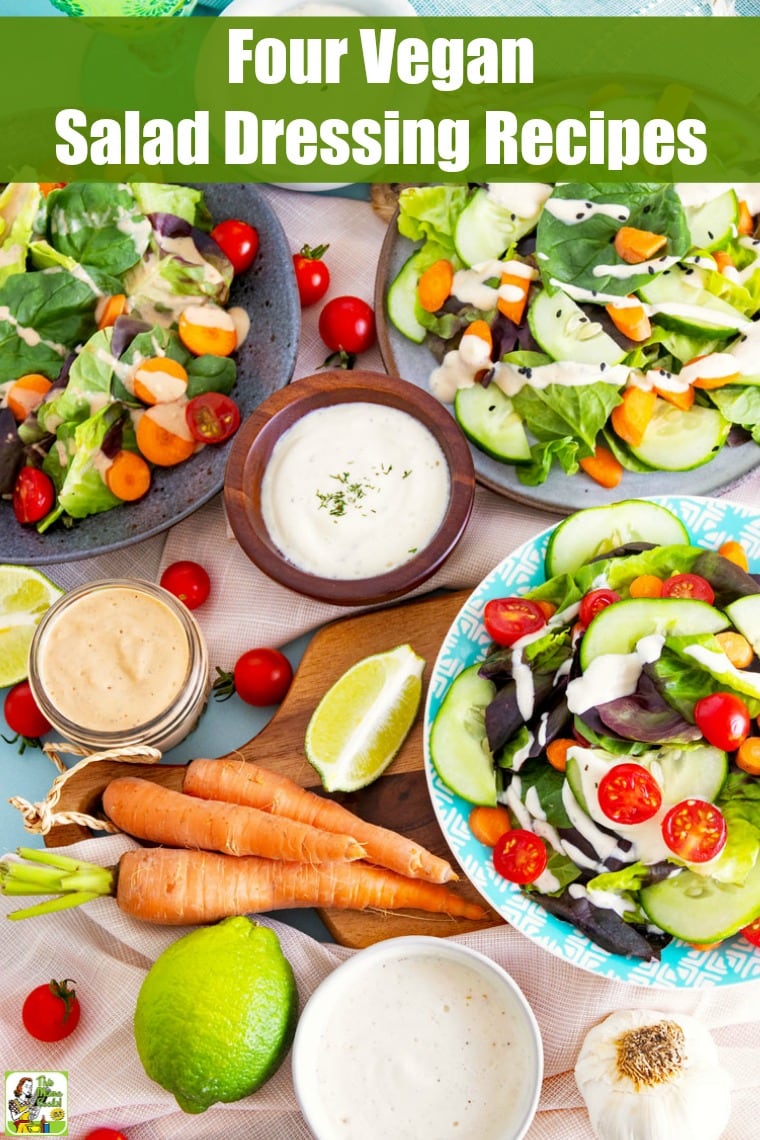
[574,1009,732,1140]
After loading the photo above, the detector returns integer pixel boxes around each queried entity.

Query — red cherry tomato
[694,692,751,751]
[493,829,547,884]
[160,561,211,610]
[210,219,259,274]
[22,979,81,1042]
[319,296,376,356]
[13,466,55,525]
[84,1130,129,1140]
[741,917,760,947]
[661,573,715,604]
[293,243,330,308]
[578,588,621,629]
[4,681,51,741]
[661,798,727,863]
[597,763,662,825]
[185,392,241,444]
[233,648,293,707]
[483,597,547,647]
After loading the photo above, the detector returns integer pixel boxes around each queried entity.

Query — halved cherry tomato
[597,763,662,825]
[578,588,620,629]
[185,392,241,444]
[694,692,751,752]
[160,560,211,610]
[741,917,760,947]
[661,798,727,863]
[13,467,55,525]
[293,243,330,308]
[661,573,715,604]
[493,829,547,884]
[210,219,259,274]
[483,597,546,647]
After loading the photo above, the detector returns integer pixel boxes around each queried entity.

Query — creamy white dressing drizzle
[544,198,630,225]
[592,255,680,280]
[261,403,450,580]
[451,258,536,312]
[683,644,760,698]
[511,730,534,772]
[487,182,553,217]
[0,304,68,356]
[569,881,636,918]
[565,634,664,714]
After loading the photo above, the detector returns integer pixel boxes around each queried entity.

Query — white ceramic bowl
[223,0,416,16]
[292,936,543,1140]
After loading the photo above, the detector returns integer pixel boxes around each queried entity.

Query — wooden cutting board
[44,589,504,947]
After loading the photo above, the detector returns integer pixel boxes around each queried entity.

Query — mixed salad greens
[387,182,760,489]
[430,500,760,961]
[0,181,243,533]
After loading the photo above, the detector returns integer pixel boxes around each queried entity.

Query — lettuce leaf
[0,182,41,288]
[130,182,212,230]
[396,184,469,254]
[46,183,151,277]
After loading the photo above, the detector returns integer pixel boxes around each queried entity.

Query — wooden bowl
[224,370,475,605]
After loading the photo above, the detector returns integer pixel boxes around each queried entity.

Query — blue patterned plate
[424,495,760,987]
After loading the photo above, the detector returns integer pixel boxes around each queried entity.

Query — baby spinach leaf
[46,183,151,276]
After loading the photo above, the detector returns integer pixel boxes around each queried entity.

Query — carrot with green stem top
[182,757,457,884]
[1,848,487,926]
[102,776,366,863]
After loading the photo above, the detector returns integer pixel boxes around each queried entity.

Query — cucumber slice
[726,595,760,656]
[640,854,760,942]
[529,288,627,367]
[454,382,531,465]
[628,402,730,472]
[454,187,541,267]
[684,188,739,253]
[544,500,689,578]
[429,664,497,806]
[579,597,728,670]
[638,265,746,339]
[386,249,430,344]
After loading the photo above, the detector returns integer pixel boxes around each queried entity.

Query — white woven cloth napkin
[40,184,760,668]
[1,833,759,1140]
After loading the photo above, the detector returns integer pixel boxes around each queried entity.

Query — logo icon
[5,1071,68,1136]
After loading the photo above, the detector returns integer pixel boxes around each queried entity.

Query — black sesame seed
[643,204,652,214]
[576,212,585,220]
[708,231,714,240]
[648,266,655,275]
[600,362,607,371]
[556,309,562,318]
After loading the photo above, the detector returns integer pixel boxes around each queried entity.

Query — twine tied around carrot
[9,741,163,836]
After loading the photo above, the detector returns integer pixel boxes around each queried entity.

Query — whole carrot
[183,758,456,885]
[114,848,486,926]
[102,777,365,863]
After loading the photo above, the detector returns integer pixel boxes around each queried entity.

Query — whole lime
[134,917,298,1114]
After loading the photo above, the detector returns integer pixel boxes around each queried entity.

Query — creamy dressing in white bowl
[292,936,543,1140]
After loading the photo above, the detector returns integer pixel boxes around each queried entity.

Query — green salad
[387,182,760,488]
[0,181,242,532]
[430,500,760,960]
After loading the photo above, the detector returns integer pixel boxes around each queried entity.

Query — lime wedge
[0,565,64,688]
[305,644,425,793]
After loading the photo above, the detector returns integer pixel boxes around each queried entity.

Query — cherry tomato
[22,979,81,1042]
[319,296,376,356]
[219,648,294,707]
[741,917,760,947]
[493,829,547,884]
[185,392,241,444]
[210,219,259,274]
[4,681,51,742]
[661,573,715,605]
[597,763,662,825]
[293,243,330,308]
[84,1131,129,1140]
[694,692,751,751]
[160,561,211,610]
[661,798,727,863]
[483,597,546,647]
[578,588,621,629]
[13,466,55,525]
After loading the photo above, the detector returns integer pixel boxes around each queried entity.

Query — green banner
[2,16,759,182]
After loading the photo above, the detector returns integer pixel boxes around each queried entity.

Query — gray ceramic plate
[374,216,760,518]
[3,183,300,565]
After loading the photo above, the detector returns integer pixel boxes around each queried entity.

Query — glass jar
[28,579,210,754]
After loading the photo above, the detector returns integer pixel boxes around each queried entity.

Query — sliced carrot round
[132,356,189,406]
[178,305,237,357]
[7,374,53,421]
[718,540,749,572]
[417,258,453,313]
[715,631,753,669]
[97,293,128,330]
[629,574,663,599]
[469,805,512,848]
[105,450,152,501]
[136,406,196,467]
[546,738,574,773]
